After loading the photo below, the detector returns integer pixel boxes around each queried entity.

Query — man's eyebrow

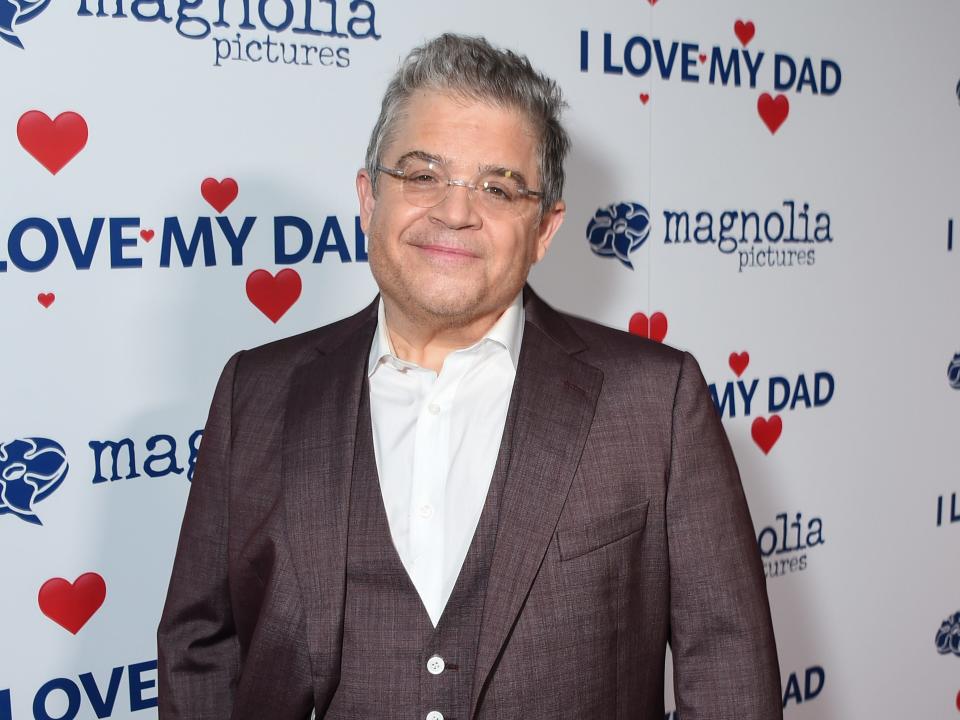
[394,149,445,167]
[393,152,534,187]
[478,164,531,188]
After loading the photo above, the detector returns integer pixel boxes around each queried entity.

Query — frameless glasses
[376,159,543,217]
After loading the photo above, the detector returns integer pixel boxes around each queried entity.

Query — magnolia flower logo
[586,201,651,270]
[948,353,960,390]
[0,0,51,49]
[0,437,68,525]
[936,611,960,657]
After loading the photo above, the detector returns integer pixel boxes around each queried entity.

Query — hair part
[365,33,571,213]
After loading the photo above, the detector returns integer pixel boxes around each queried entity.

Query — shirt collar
[367,291,525,377]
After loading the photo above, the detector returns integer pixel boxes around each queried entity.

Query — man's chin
[398,284,490,322]
[413,295,483,321]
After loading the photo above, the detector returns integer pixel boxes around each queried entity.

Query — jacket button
[426,712,444,720]
[426,655,445,675]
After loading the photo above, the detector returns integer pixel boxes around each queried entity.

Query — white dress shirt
[367,292,523,627]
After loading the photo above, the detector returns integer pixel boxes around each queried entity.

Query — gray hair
[365,33,570,212]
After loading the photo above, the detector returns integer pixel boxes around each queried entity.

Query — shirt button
[426,713,444,720]
[427,403,441,415]
[426,655,445,675]
[418,504,434,519]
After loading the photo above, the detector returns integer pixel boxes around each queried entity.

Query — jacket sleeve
[157,351,244,719]
[666,351,782,719]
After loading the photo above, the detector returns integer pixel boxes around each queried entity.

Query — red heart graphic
[757,93,789,134]
[17,111,88,175]
[728,351,750,377]
[639,93,650,105]
[246,269,302,323]
[648,0,657,5]
[139,229,155,242]
[698,53,707,64]
[734,19,755,46]
[751,415,782,455]
[38,573,106,634]
[628,312,668,343]
[37,292,55,308]
[201,177,239,213]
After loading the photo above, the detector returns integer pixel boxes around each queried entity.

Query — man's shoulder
[230,299,377,383]
[548,307,710,415]
[551,306,687,376]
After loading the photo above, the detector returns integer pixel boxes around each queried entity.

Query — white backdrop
[2,1,959,718]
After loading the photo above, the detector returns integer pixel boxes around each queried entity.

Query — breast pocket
[555,501,650,561]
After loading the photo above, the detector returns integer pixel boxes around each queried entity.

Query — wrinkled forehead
[385,90,541,180]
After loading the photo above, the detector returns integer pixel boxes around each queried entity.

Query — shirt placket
[408,352,471,625]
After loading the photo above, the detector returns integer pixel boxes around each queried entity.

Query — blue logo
[72,0,380,68]
[936,611,960,657]
[948,353,960,389]
[0,437,68,525]
[586,201,650,270]
[0,0,51,49]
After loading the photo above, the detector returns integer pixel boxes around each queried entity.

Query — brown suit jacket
[157,285,782,719]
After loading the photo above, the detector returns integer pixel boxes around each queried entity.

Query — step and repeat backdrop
[2,1,959,718]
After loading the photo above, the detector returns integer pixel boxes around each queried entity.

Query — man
[158,33,782,719]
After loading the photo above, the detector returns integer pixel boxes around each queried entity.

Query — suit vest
[323,381,510,720]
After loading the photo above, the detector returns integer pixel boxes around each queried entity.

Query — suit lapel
[470,290,603,717]
[281,303,377,705]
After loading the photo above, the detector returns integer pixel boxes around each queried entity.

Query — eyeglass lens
[399,161,529,214]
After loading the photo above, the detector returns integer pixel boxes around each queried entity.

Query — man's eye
[407,172,439,183]
[482,183,514,201]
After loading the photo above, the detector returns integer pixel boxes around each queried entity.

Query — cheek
[492,228,538,269]
[371,202,426,247]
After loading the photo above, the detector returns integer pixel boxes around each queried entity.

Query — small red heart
[37,292,55,308]
[734,19,755,47]
[728,351,750,377]
[751,415,782,455]
[17,111,88,175]
[246,268,302,323]
[639,93,650,105]
[201,177,239,213]
[698,53,707,64]
[628,312,668,343]
[757,93,789,134]
[139,229,155,242]
[647,0,657,5]
[38,573,106,634]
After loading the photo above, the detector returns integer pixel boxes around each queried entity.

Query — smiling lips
[411,242,480,260]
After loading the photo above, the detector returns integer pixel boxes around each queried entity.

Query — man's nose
[429,183,483,229]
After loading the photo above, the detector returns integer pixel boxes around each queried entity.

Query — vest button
[426,712,444,720]
[426,655,445,675]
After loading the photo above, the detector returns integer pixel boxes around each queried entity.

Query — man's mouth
[410,242,480,259]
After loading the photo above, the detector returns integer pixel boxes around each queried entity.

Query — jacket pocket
[556,501,650,561]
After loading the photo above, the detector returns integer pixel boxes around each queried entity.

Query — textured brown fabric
[157,285,782,720]
[325,380,505,719]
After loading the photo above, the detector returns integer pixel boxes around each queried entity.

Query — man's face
[357,89,565,327]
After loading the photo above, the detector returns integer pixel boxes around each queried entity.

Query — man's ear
[356,168,377,232]
[533,199,566,263]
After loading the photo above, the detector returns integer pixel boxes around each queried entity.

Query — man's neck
[381,298,511,374]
